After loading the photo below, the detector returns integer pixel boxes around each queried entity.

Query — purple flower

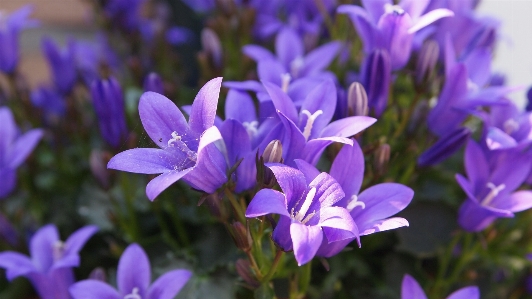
[302,141,413,257]
[0,5,38,74]
[457,139,532,232]
[69,243,191,299]
[0,107,43,198]
[246,163,357,266]
[104,0,146,32]
[0,224,98,299]
[90,77,128,148]
[30,85,66,120]
[107,77,228,200]
[401,274,479,299]
[143,72,164,94]
[359,48,391,117]
[42,37,78,95]
[418,126,471,167]
[338,0,453,70]
[483,101,532,151]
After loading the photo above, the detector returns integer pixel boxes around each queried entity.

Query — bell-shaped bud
[418,127,471,167]
[262,140,283,164]
[229,221,252,252]
[361,49,391,117]
[347,82,368,116]
[90,77,128,148]
[90,149,111,190]
[143,72,164,94]
[201,28,223,68]
[373,144,390,176]
[88,267,106,281]
[235,259,260,288]
[415,40,439,85]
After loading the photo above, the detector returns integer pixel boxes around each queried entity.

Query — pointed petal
[337,5,376,53]
[107,148,181,174]
[458,198,513,232]
[0,107,17,162]
[257,60,285,86]
[30,224,59,273]
[219,119,251,165]
[408,9,454,34]
[275,28,304,70]
[54,226,98,269]
[320,116,376,138]
[223,80,263,92]
[267,163,307,205]
[360,217,409,236]
[7,129,43,168]
[377,9,414,70]
[225,90,257,123]
[486,127,517,150]
[184,140,227,193]
[118,244,150,296]
[189,77,223,135]
[319,207,357,242]
[455,174,477,202]
[242,45,275,62]
[147,269,192,299]
[401,275,428,299]
[302,137,352,166]
[464,47,491,87]
[0,252,35,280]
[246,189,289,217]
[330,141,364,199]
[446,286,480,299]
[263,82,298,123]
[309,173,345,209]
[290,222,322,266]
[361,0,390,23]
[299,80,337,137]
[294,159,320,183]
[353,183,414,228]
[272,216,293,251]
[0,168,16,198]
[146,169,193,200]
[492,191,532,213]
[399,0,429,19]
[464,140,489,194]
[300,42,341,77]
[69,280,121,299]
[139,91,189,148]
[277,111,307,164]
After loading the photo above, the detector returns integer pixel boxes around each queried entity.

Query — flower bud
[415,40,439,85]
[262,140,283,164]
[143,72,164,94]
[373,144,390,176]
[235,259,260,288]
[90,149,111,189]
[201,28,223,68]
[418,127,471,167]
[347,82,368,117]
[527,86,532,112]
[89,267,106,281]
[361,49,391,117]
[230,221,252,252]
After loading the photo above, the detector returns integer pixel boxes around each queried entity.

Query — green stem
[298,261,312,296]
[431,232,462,297]
[262,250,284,283]
[392,92,421,140]
[225,188,246,223]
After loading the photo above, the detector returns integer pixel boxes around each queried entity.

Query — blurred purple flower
[246,164,357,266]
[0,224,98,299]
[359,48,391,117]
[30,85,66,119]
[418,126,471,167]
[0,5,38,74]
[42,37,78,95]
[107,78,228,200]
[0,107,43,199]
[143,72,164,94]
[401,274,479,299]
[69,243,191,299]
[90,77,128,148]
[457,140,532,232]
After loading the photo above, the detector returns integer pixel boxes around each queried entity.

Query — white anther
[124,287,141,299]
[293,187,316,223]
[243,121,259,138]
[52,241,65,261]
[347,195,366,212]
[281,73,292,92]
[503,118,519,134]
[290,56,304,78]
[166,131,197,162]
[482,182,506,206]
[301,110,324,141]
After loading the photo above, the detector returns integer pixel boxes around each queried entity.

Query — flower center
[301,110,323,141]
[124,287,141,299]
[290,56,304,78]
[503,118,519,135]
[281,73,292,92]
[242,121,259,138]
[481,182,506,206]
[291,187,317,224]
[167,131,197,162]
[52,241,66,261]
[385,4,405,16]
[346,195,366,212]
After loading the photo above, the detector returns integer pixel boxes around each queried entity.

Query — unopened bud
[361,49,391,117]
[235,259,260,288]
[143,72,164,94]
[347,82,368,116]
[230,221,252,252]
[416,40,439,85]
[262,140,283,163]
[89,267,106,281]
[373,144,390,176]
[201,28,223,68]
[418,127,471,167]
[90,149,111,189]
[527,87,532,112]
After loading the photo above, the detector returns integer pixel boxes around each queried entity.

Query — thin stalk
[262,250,284,283]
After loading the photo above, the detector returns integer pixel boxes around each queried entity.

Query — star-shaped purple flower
[0,224,98,299]
[401,274,479,299]
[0,107,43,199]
[246,163,357,266]
[69,243,192,299]
[107,77,228,200]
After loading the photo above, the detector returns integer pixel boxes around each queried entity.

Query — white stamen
[482,182,506,206]
[503,118,519,134]
[281,73,292,92]
[167,131,197,162]
[347,195,366,212]
[52,241,66,261]
[301,110,323,141]
[124,287,141,299]
[294,187,316,223]
[290,56,304,78]
[242,121,259,138]
[384,4,405,15]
